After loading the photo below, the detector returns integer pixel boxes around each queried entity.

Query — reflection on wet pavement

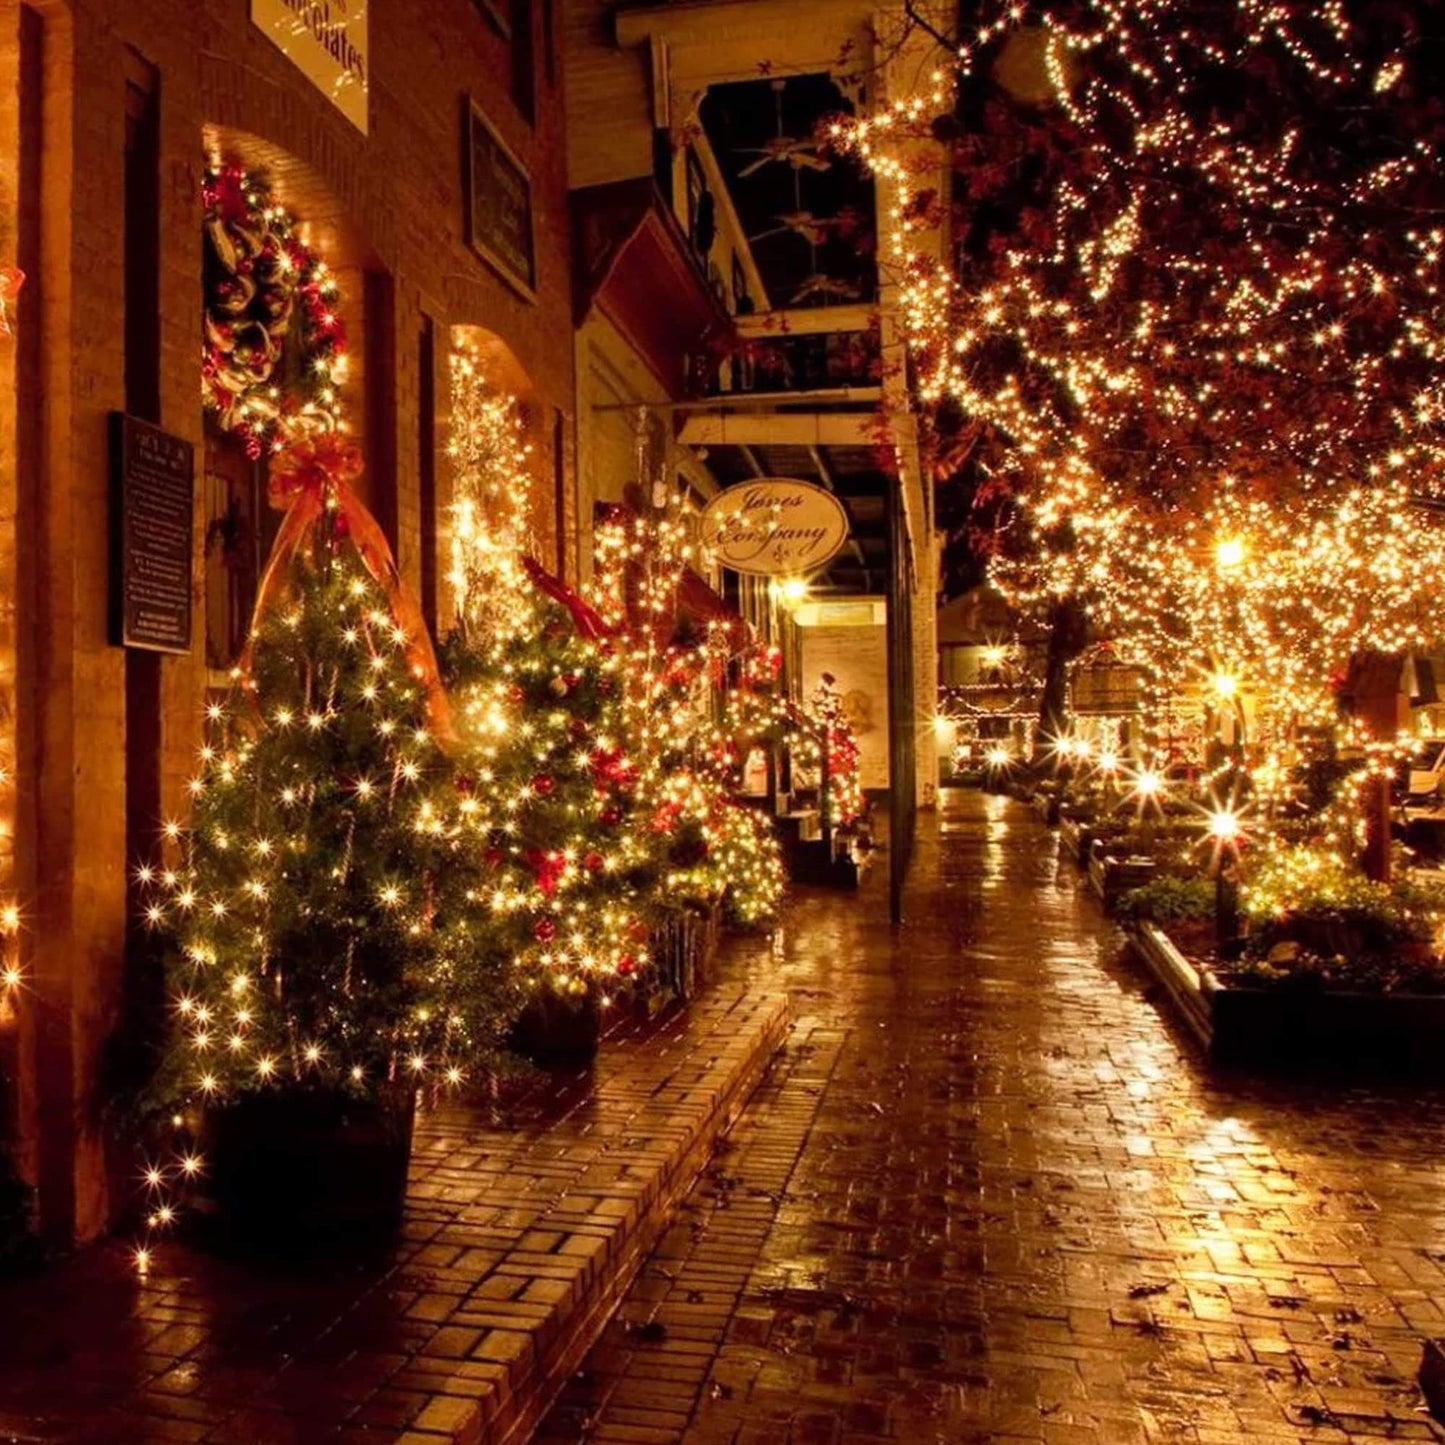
[536,789,1445,1445]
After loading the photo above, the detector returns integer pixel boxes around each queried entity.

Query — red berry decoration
[533,917,557,944]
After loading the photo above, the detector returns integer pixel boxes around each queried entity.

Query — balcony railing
[713,305,881,398]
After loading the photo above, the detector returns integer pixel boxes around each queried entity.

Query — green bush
[1115,874,1214,925]
[1227,943,1445,995]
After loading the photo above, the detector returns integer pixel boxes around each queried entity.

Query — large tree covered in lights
[848,0,1445,744]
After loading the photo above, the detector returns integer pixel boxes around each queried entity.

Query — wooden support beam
[679,410,880,448]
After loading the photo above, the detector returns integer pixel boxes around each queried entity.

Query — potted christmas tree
[442,351,657,1066]
[139,438,510,1245]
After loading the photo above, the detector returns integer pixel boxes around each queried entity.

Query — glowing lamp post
[1207,806,1243,951]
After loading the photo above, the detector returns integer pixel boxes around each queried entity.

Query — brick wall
[4,0,575,1243]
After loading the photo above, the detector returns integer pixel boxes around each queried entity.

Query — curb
[402,989,792,1445]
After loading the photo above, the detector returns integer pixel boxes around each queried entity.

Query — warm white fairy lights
[834,1,1445,910]
[447,346,537,645]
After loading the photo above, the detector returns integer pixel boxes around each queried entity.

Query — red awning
[573,180,734,398]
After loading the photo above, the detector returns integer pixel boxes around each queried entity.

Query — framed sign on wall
[464,97,537,300]
[110,412,195,654]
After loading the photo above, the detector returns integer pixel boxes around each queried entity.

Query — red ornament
[532,773,555,797]
[484,847,505,869]
[526,848,566,897]
[508,685,525,704]
[533,917,557,944]
[584,851,605,873]
[617,954,636,977]
[600,805,622,827]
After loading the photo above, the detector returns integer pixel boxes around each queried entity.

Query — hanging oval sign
[699,478,850,576]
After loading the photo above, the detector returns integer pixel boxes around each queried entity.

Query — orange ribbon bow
[241,433,453,741]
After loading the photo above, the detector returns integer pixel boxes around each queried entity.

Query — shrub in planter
[1228,941,1445,995]
[1115,874,1215,926]
[139,478,512,1246]
[1235,850,1445,994]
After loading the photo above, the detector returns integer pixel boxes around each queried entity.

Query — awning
[573,180,734,398]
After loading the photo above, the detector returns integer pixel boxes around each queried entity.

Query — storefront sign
[251,0,369,134]
[700,479,850,576]
[465,98,537,298]
[111,414,195,654]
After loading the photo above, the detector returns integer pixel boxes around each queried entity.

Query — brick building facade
[0,0,577,1244]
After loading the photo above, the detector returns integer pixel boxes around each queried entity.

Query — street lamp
[1207,805,1243,952]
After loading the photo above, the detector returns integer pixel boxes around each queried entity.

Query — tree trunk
[1034,595,1088,763]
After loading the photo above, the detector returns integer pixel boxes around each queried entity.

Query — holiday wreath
[202,161,348,457]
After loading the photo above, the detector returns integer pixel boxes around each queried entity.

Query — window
[511,0,535,123]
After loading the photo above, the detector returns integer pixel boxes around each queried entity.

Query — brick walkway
[536,789,1445,1445]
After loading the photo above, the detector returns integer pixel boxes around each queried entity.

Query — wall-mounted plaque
[464,97,537,299]
[112,413,195,654]
[700,478,851,577]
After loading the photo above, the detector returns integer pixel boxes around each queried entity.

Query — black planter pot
[195,1086,415,1250]
[509,989,602,1069]
[650,904,721,1001]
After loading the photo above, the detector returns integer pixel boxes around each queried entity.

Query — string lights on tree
[834,0,1445,922]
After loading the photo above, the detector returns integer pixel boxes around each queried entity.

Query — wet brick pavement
[535,789,1445,1445]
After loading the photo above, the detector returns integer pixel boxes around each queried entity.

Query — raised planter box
[1058,817,1101,866]
[1087,852,1157,910]
[1128,921,1445,1078]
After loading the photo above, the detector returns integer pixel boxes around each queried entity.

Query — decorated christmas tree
[592,494,787,931]
[808,674,865,835]
[442,351,658,1010]
[138,439,508,1238]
